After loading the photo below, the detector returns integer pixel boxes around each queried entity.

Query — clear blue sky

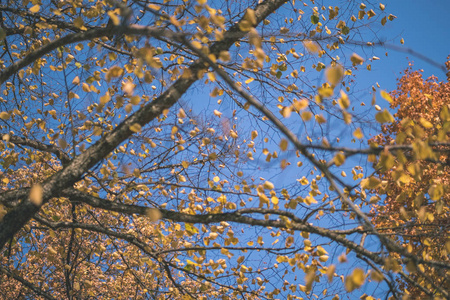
[359,0,450,92]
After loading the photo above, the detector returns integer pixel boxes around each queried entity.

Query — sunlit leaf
[380,90,393,103]
[325,64,344,86]
[350,53,364,65]
[29,184,43,206]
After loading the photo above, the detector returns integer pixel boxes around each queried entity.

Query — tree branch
[0,0,289,250]
[0,266,58,300]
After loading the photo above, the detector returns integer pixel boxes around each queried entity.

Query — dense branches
[0,0,448,299]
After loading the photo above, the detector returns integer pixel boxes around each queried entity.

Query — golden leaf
[292,99,309,111]
[148,4,161,10]
[105,66,124,82]
[327,265,336,283]
[375,109,394,123]
[334,152,346,166]
[380,90,392,103]
[29,5,40,13]
[245,77,254,84]
[72,76,80,85]
[73,17,85,29]
[279,139,288,151]
[301,111,312,121]
[29,184,43,206]
[318,86,334,98]
[244,9,257,25]
[353,128,364,139]
[129,123,142,133]
[370,270,384,282]
[325,64,344,86]
[146,208,162,221]
[0,111,10,120]
[361,177,381,189]
[303,41,320,53]
[263,181,274,190]
[345,268,365,292]
[350,53,364,65]
[419,117,433,128]
[315,114,326,124]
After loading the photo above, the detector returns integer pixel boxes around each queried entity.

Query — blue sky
[359,0,450,92]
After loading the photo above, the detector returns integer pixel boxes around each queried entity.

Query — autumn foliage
[370,61,450,297]
[0,0,448,299]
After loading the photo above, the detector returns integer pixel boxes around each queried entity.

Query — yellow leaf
[105,66,124,82]
[371,270,384,282]
[428,184,444,201]
[315,114,326,124]
[318,87,334,98]
[239,20,253,32]
[271,196,279,205]
[29,184,43,206]
[107,11,120,25]
[93,126,103,136]
[345,268,365,292]
[129,123,142,133]
[367,9,376,19]
[207,72,216,82]
[334,152,345,166]
[325,64,344,86]
[375,109,394,123]
[280,106,292,118]
[178,108,186,118]
[338,91,350,109]
[58,139,68,149]
[292,99,309,111]
[245,77,254,84]
[100,92,111,105]
[244,9,257,25]
[301,111,312,121]
[82,83,91,92]
[303,41,320,54]
[350,53,364,65]
[219,51,230,61]
[280,139,288,151]
[148,4,161,10]
[263,181,274,190]
[353,128,364,139]
[297,176,308,185]
[361,177,381,189]
[327,265,336,283]
[419,117,433,128]
[380,90,392,103]
[29,5,40,13]
[73,17,85,29]
[0,111,10,120]
[146,208,162,221]
[130,96,141,105]
[72,76,80,85]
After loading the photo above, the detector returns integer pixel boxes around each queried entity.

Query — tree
[370,60,450,298]
[0,0,448,299]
